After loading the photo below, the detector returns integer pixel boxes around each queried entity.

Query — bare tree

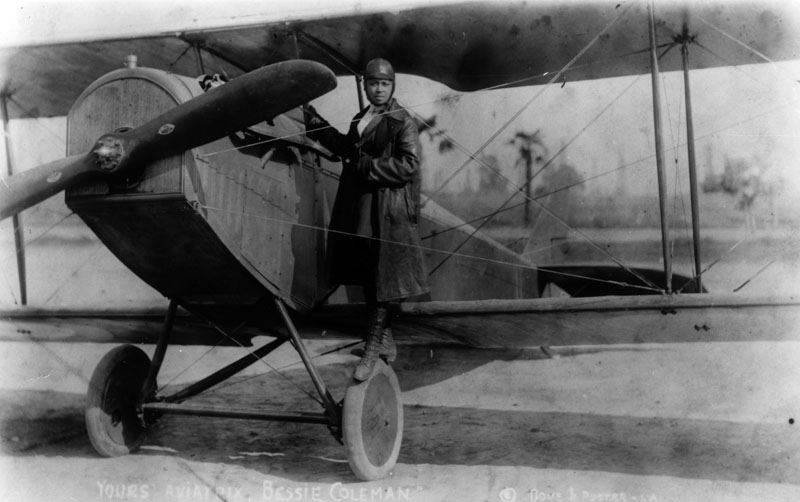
[508,130,546,226]
[415,115,457,191]
[416,115,454,154]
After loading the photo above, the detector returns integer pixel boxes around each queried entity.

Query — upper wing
[2,0,799,119]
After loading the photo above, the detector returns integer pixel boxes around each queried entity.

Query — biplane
[1,0,800,481]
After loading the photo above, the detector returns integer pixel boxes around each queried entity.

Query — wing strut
[680,20,703,293]
[647,0,672,294]
[295,31,365,108]
[0,93,27,304]
[192,44,206,75]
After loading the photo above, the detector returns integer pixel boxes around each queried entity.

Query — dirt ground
[1,222,799,501]
[0,338,798,502]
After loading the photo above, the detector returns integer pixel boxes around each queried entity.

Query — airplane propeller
[0,60,337,221]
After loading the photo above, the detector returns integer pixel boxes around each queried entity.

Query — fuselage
[65,65,539,320]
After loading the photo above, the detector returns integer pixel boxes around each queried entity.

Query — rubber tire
[342,360,403,480]
[85,345,151,457]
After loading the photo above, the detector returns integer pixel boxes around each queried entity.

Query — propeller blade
[121,59,338,165]
[0,60,337,221]
[0,154,93,220]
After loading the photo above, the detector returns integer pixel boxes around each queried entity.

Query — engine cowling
[65,66,326,313]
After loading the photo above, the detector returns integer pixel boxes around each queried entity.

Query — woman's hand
[303,104,328,130]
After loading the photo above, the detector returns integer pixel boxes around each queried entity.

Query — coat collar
[356,99,405,141]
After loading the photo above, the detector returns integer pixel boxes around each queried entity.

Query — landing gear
[83,297,404,480]
[343,360,404,480]
[85,344,151,456]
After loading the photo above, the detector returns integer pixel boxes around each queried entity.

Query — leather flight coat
[309,99,429,302]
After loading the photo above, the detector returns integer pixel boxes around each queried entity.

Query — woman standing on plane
[306,58,428,381]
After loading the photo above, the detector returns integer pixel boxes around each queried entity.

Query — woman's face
[365,79,393,107]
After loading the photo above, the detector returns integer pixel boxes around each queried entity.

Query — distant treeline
[432,190,799,230]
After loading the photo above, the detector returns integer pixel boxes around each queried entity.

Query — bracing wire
[5,95,68,144]
[192,3,668,291]
[157,342,227,394]
[197,132,677,296]
[43,244,104,305]
[423,154,652,242]
[692,41,777,90]
[205,322,324,406]
[421,0,638,206]
[198,1,639,167]
[198,203,662,294]
[0,211,75,306]
[658,55,695,273]
[1,94,83,306]
[691,39,797,139]
[684,29,800,286]
[8,0,796,312]
[168,43,194,69]
[9,82,794,308]
[188,44,800,298]
[418,30,676,212]
[295,31,361,76]
[733,260,776,293]
[676,235,748,294]
[194,43,676,162]
[0,211,75,269]
[189,56,669,293]
[696,15,776,65]
[423,71,662,290]
[627,22,800,290]
[201,340,362,398]
[155,320,248,394]
[167,312,325,406]
[432,87,800,292]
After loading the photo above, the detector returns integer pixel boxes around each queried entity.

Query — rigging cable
[5,95,68,144]
[675,235,748,294]
[197,36,679,163]
[23,78,793,307]
[421,41,675,209]
[659,57,695,276]
[192,51,672,293]
[696,16,776,65]
[733,260,776,293]
[198,203,662,294]
[423,70,663,290]
[424,155,649,241]
[155,321,247,395]
[687,32,800,287]
[0,212,75,270]
[193,48,692,294]
[201,340,361,398]
[167,43,194,69]
[420,0,638,207]
[295,31,361,76]
[172,310,325,406]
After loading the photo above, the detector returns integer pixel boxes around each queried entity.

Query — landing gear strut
[84,297,404,480]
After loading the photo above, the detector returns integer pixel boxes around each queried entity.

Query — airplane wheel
[342,360,403,481]
[85,345,151,457]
